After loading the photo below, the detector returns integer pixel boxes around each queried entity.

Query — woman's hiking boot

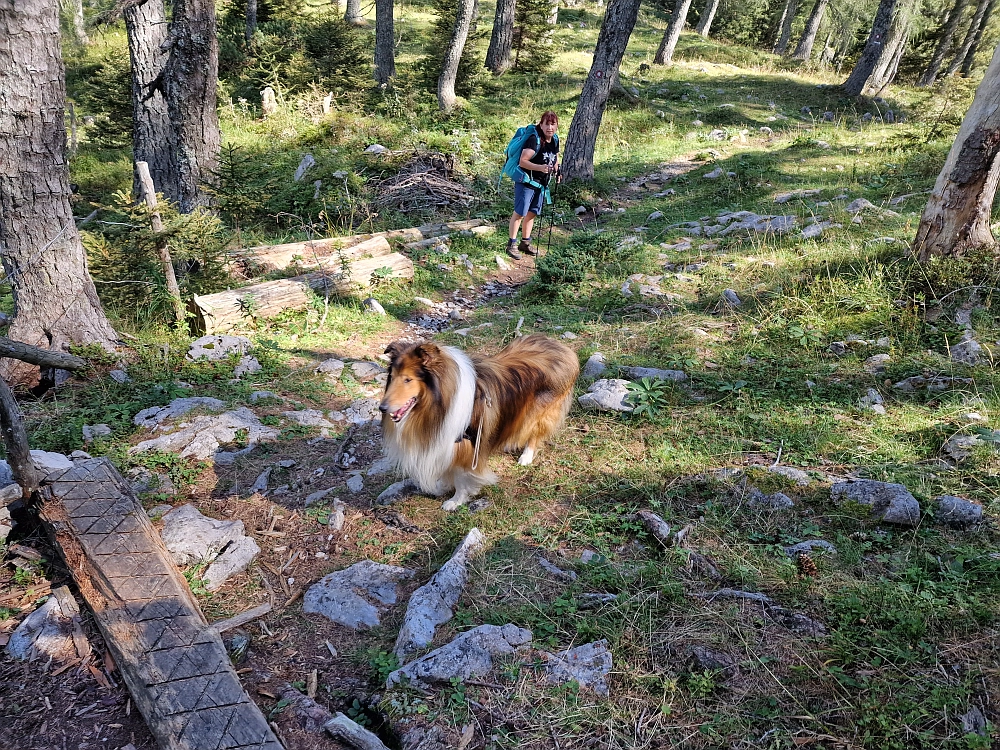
[519,238,537,256]
[507,238,522,260]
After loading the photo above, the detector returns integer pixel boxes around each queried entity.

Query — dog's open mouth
[390,398,416,423]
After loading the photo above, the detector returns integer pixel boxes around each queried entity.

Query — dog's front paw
[517,446,536,466]
[441,498,465,512]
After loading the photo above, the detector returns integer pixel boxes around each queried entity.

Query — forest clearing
[0,0,999,748]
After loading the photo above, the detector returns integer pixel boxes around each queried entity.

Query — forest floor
[2,3,1000,750]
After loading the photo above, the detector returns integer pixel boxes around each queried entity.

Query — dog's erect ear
[384,342,405,362]
[414,342,442,369]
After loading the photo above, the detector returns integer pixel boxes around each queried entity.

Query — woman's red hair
[537,110,558,128]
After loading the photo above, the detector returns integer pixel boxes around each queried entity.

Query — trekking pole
[545,171,559,257]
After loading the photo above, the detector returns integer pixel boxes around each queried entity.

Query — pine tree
[512,0,554,72]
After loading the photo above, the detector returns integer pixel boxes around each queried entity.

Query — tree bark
[374,0,395,83]
[818,31,835,65]
[486,0,516,74]
[654,0,694,64]
[246,0,257,42]
[0,0,118,386]
[64,0,88,45]
[437,0,478,110]
[791,0,829,60]
[773,0,800,54]
[124,0,176,204]
[841,0,913,96]
[919,0,968,85]
[696,0,720,36]
[947,0,994,74]
[913,44,1000,261]
[345,0,364,25]
[561,0,643,179]
[960,0,997,74]
[161,0,221,214]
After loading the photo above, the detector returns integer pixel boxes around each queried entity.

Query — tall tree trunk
[345,0,364,25]
[0,0,118,386]
[486,0,516,73]
[947,0,993,74]
[64,0,88,45]
[773,0,800,54]
[818,31,835,65]
[960,0,997,74]
[437,0,477,110]
[913,44,1000,261]
[868,3,913,92]
[919,0,968,85]
[161,0,221,214]
[654,0,694,64]
[696,0,720,36]
[791,0,829,60]
[246,0,257,42]
[124,0,176,204]
[841,0,913,96]
[561,0,642,179]
[374,0,395,83]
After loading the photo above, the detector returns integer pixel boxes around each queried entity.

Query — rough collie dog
[379,335,579,510]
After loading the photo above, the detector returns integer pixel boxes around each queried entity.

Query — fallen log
[235,235,392,275]
[231,218,488,274]
[41,458,282,750]
[192,252,414,334]
[0,336,89,371]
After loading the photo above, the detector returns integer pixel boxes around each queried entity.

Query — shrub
[83,192,230,325]
[218,9,371,102]
[535,242,594,289]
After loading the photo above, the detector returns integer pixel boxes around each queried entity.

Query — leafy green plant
[716,379,747,394]
[787,323,822,348]
[346,697,372,726]
[446,676,467,708]
[627,377,671,417]
[183,565,211,598]
[686,670,718,699]
[369,650,399,685]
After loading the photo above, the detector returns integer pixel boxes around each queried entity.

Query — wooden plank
[40,458,282,750]
[192,252,414,334]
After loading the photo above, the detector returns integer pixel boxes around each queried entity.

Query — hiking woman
[507,111,559,260]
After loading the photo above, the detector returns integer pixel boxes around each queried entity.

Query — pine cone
[796,553,818,577]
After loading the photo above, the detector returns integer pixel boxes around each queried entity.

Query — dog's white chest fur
[383,346,476,493]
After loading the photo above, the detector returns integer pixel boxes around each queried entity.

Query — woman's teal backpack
[499,124,558,203]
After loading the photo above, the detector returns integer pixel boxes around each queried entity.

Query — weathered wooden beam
[41,458,282,750]
[0,336,88,371]
[192,252,414,334]
[230,218,487,274]
[234,235,392,276]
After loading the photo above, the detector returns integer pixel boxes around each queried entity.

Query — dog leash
[470,394,492,470]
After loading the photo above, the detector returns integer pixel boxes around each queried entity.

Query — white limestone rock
[394,529,486,662]
[303,561,414,629]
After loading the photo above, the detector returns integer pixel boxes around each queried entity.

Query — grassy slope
[13,3,1000,748]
